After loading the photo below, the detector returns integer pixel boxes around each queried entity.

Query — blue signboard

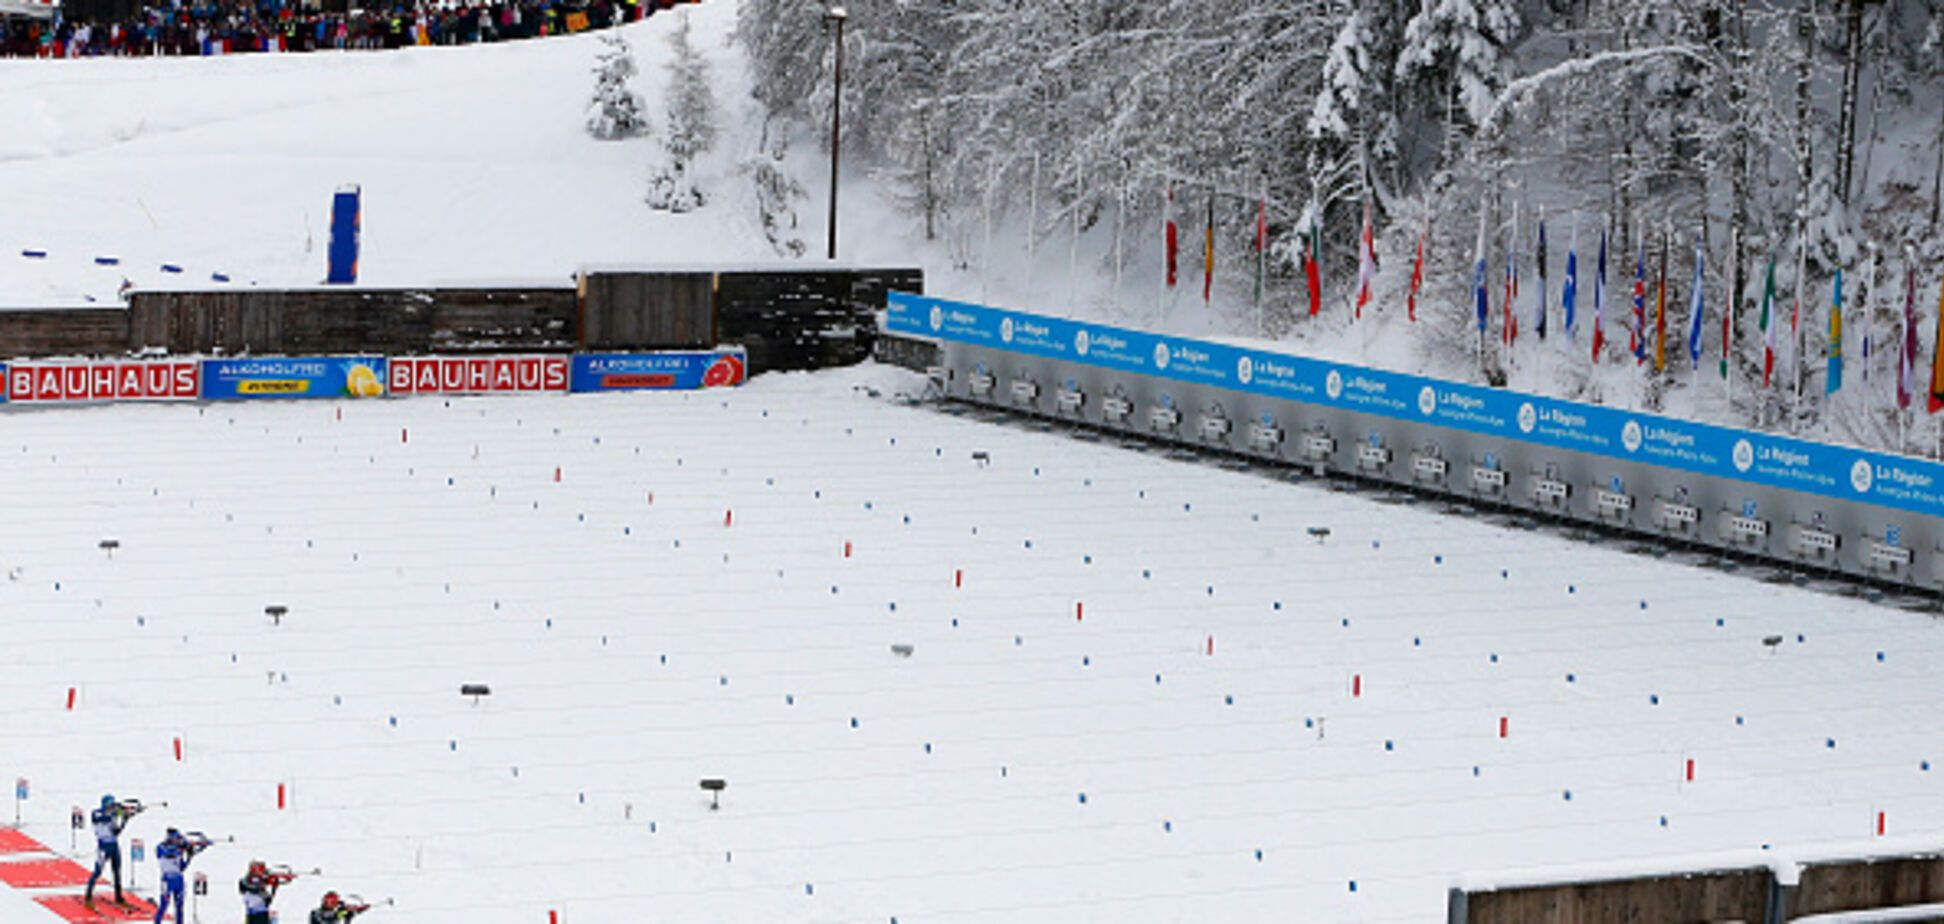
[569,350,747,393]
[889,292,1944,520]
[201,357,387,401]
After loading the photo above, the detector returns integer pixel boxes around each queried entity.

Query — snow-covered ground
[0,365,1939,922]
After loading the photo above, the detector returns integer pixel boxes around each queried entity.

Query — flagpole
[1025,151,1040,303]
[1067,160,1083,313]
[1726,225,1738,417]
[1112,172,1125,315]
[1793,226,1807,433]
[981,161,995,305]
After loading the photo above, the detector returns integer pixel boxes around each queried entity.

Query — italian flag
[1760,257,1779,389]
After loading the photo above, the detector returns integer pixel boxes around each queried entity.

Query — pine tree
[649,12,719,213]
[586,31,646,141]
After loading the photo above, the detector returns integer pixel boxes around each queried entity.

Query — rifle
[342,895,393,918]
[267,864,321,887]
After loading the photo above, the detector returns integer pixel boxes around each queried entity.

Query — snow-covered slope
[0,368,1939,922]
[0,3,933,306]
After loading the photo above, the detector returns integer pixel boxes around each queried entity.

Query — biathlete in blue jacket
[83,794,145,908]
[151,828,212,924]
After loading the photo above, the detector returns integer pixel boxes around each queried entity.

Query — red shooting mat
[0,828,50,855]
[36,894,159,923]
[0,858,88,888]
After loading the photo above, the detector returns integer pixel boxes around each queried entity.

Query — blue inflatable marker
[211,273,230,283]
[326,185,361,284]
[94,256,119,266]
[160,264,183,274]
[21,249,46,259]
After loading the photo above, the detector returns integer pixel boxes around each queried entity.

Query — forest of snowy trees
[737,0,1944,453]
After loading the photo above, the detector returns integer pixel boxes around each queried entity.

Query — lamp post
[825,5,847,261]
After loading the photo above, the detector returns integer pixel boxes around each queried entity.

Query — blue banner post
[326,185,361,285]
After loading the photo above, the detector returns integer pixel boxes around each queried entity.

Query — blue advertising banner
[201,357,387,401]
[888,292,1944,520]
[570,350,747,393]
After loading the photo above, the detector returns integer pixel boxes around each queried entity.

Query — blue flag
[1474,254,1489,334]
[1563,226,1579,338]
[1685,231,1706,365]
[1827,268,1844,395]
[1632,243,1648,363]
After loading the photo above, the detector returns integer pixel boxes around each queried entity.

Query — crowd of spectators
[0,0,687,58]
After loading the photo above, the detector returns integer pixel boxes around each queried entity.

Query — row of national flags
[1160,185,1944,415]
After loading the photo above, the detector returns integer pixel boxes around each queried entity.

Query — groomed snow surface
[0,364,1939,922]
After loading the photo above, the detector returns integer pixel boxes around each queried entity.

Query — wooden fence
[0,267,921,374]
[1450,851,1944,924]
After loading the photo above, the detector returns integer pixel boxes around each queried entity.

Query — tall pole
[825,7,847,262]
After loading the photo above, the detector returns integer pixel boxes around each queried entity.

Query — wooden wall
[1459,868,1771,924]
[1794,855,1944,918]
[0,309,130,358]
[3,269,922,374]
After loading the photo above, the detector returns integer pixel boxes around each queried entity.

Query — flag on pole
[1563,224,1579,338]
[1304,209,1321,317]
[1828,269,1844,395]
[1761,256,1779,389]
[1253,195,1267,309]
[1654,234,1668,372]
[1503,214,1518,346]
[1473,211,1489,336]
[1354,198,1376,320]
[1900,259,1918,411]
[1686,230,1706,366]
[1722,239,1737,379]
[1407,225,1425,323]
[1929,267,1944,413]
[1535,219,1549,340]
[1863,249,1876,387]
[1631,242,1647,364]
[1203,192,1216,305]
[1592,230,1607,362]
[1164,185,1179,290]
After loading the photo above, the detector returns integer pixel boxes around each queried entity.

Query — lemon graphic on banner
[346,364,383,398]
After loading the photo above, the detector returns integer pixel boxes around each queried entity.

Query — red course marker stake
[401,427,407,443]
[1685,759,1695,782]
[954,569,962,588]
[1076,601,1083,622]
[1498,717,1508,739]
[1206,636,1214,656]
[549,912,559,924]
[1352,674,1362,698]
[724,510,733,527]
[1878,811,1887,836]
[554,467,562,483]
[65,688,75,711]
[844,541,852,559]
[277,783,285,810]
[173,737,182,762]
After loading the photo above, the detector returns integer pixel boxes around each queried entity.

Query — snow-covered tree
[1393,0,1521,141]
[586,31,646,141]
[648,12,719,213]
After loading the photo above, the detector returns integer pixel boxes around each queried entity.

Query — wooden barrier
[124,287,576,356]
[3,269,921,371]
[0,309,129,358]
[1451,851,1944,924]
[1452,867,1772,924]
[1793,855,1944,919]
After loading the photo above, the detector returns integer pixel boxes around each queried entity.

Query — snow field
[0,366,1940,922]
